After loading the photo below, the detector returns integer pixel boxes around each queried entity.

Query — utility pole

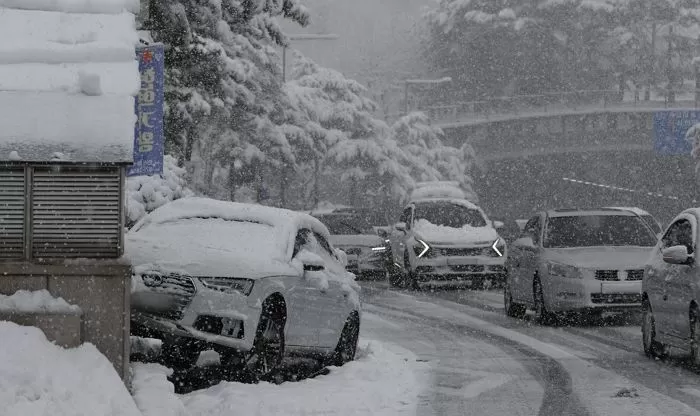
[667,25,675,104]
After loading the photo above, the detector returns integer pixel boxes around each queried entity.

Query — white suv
[388,196,506,289]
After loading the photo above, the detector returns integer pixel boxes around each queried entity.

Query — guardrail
[389,88,700,126]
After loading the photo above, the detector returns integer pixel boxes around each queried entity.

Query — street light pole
[282,33,339,82]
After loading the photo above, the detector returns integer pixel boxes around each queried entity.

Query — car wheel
[245,299,286,381]
[160,340,200,370]
[504,283,526,319]
[641,300,666,359]
[690,309,700,367]
[331,313,360,367]
[533,277,556,325]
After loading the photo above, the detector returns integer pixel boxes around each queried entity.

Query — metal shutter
[32,169,121,258]
[0,169,25,259]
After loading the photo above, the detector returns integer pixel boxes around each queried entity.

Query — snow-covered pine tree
[147,0,309,200]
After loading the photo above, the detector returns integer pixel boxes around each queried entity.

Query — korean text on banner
[128,44,165,177]
[653,110,700,155]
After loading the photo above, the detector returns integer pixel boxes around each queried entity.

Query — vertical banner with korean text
[128,43,165,177]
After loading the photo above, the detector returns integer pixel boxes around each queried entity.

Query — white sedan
[505,208,658,324]
[127,197,361,380]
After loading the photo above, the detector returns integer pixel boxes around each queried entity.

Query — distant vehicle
[408,181,471,202]
[603,206,663,235]
[505,208,658,324]
[127,198,361,380]
[642,208,700,365]
[389,195,507,290]
[312,208,388,280]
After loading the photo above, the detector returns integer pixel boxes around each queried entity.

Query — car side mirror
[513,236,536,249]
[296,250,326,272]
[395,222,407,232]
[662,245,694,265]
[334,248,348,267]
[493,220,505,229]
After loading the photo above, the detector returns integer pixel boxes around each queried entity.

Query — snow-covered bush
[126,155,193,227]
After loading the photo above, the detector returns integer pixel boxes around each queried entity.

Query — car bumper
[413,255,507,285]
[131,276,258,352]
[548,278,642,312]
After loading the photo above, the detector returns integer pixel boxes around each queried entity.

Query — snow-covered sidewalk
[133,339,428,416]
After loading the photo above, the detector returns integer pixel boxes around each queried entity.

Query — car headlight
[547,262,582,279]
[413,239,433,258]
[371,246,387,252]
[199,277,255,296]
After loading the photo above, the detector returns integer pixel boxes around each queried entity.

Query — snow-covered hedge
[126,155,193,227]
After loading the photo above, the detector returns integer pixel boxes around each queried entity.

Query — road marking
[433,370,515,399]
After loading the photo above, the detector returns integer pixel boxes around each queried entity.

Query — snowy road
[360,282,700,416]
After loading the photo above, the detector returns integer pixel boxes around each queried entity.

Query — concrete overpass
[417,90,700,225]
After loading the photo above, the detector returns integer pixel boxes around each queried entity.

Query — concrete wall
[0,260,131,381]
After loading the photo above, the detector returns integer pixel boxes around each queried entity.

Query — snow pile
[126,155,194,226]
[414,219,498,245]
[131,364,186,416]
[133,339,427,416]
[0,321,141,416]
[0,290,80,314]
[0,1,139,162]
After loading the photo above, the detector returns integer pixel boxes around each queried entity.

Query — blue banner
[128,43,165,177]
[653,110,700,155]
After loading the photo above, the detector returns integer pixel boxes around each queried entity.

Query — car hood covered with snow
[330,234,385,248]
[543,246,653,270]
[126,197,330,279]
[413,219,499,246]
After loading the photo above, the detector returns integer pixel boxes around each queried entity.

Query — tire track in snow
[366,304,589,416]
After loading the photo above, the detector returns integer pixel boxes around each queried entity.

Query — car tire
[690,308,700,367]
[330,313,360,367]
[160,340,201,370]
[533,277,556,325]
[245,299,286,382]
[641,300,666,359]
[504,283,526,319]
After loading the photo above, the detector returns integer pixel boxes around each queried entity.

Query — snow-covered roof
[547,209,637,218]
[0,1,140,163]
[410,182,467,201]
[127,198,332,278]
[410,197,480,211]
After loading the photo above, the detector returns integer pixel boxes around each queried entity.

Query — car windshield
[414,202,487,228]
[641,215,662,234]
[543,215,658,248]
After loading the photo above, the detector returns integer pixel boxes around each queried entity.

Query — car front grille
[625,269,644,281]
[450,264,485,273]
[594,269,644,281]
[595,270,619,281]
[140,273,196,321]
[590,293,642,304]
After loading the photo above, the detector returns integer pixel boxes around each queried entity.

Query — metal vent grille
[32,169,121,258]
[0,170,25,259]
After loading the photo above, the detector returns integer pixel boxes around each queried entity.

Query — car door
[312,231,353,348]
[662,216,697,341]
[649,218,694,340]
[285,228,322,348]
[512,215,542,305]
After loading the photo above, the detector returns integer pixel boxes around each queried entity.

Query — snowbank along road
[359,282,700,416]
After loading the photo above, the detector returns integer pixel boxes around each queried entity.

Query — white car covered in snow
[126,198,361,380]
[505,208,658,324]
[389,196,507,289]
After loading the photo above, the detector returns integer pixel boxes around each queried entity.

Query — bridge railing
[392,88,700,126]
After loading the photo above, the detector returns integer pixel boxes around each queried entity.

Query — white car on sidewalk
[127,197,361,380]
[505,208,658,324]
